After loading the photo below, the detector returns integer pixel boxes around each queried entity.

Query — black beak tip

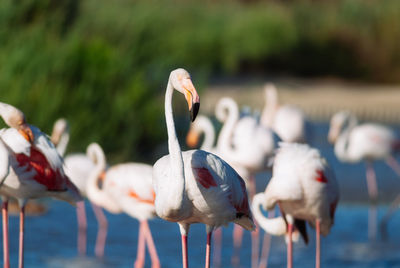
[190,102,200,122]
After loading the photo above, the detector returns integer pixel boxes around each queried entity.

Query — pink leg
[366,162,378,240]
[386,156,400,177]
[287,223,293,268]
[251,225,260,268]
[181,235,188,268]
[231,225,243,267]
[366,162,378,202]
[259,209,275,268]
[18,204,25,268]
[76,201,87,256]
[205,231,212,268]
[213,228,222,268]
[134,222,145,268]
[316,219,320,268]
[2,200,9,268]
[91,202,108,258]
[368,205,377,241]
[142,221,160,268]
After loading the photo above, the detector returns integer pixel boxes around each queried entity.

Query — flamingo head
[170,68,200,122]
[0,102,34,142]
[51,118,69,145]
[328,111,355,143]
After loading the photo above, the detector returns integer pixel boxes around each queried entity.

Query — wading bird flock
[0,68,399,268]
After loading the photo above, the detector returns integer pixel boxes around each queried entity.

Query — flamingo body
[154,149,254,230]
[104,163,156,221]
[264,143,339,235]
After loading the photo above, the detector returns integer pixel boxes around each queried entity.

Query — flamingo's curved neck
[216,98,239,156]
[334,115,358,162]
[55,133,69,157]
[198,117,215,151]
[165,80,185,210]
[251,193,287,236]
[261,87,279,128]
[86,146,119,213]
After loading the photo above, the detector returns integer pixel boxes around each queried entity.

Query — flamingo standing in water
[153,68,255,268]
[85,143,160,267]
[257,142,339,268]
[0,102,82,268]
[260,84,306,143]
[215,97,274,267]
[328,111,400,239]
[186,114,249,267]
[50,119,110,258]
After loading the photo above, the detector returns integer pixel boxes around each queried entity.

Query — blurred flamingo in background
[51,119,109,258]
[328,111,400,239]
[257,142,339,268]
[0,102,82,268]
[260,83,306,143]
[103,162,160,268]
[153,68,255,268]
[85,143,160,267]
[215,97,274,267]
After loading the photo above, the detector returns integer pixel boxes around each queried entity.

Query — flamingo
[257,142,339,268]
[50,119,109,258]
[186,114,249,267]
[260,83,306,143]
[0,102,82,268]
[85,143,160,267]
[103,161,160,268]
[328,111,400,239]
[215,97,274,267]
[153,68,255,268]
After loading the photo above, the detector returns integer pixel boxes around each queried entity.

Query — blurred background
[1,0,400,267]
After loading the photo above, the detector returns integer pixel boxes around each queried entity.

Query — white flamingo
[50,119,110,258]
[153,68,255,268]
[0,102,82,268]
[257,142,339,268]
[215,97,275,267]
[260,83,306,143]
[328,111,400,239]
[86,143,160,268]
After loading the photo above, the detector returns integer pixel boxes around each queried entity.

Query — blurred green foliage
[0,0,399,163]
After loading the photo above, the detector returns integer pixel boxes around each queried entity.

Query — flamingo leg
[251,225,260,268]
[76,201,87,256]
[366,162,378,240]
[2,200,9,268]
[287,223,293,268]
[385,155,400,177]
[259,209,275,268]
[205,231,213,268]
[134,221,145,268]
[231,225,243,267]
[18,204,25,268]
[212,228,222,268]
[181,235,188,268]
[142,220,160,268]
[380,193,400,239]
[91,202,108,258]
[365,161,378,202]
[315,219,321,268]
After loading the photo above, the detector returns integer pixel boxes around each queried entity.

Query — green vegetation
[0,0,399,162]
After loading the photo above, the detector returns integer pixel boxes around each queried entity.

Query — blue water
[3,121,400,267]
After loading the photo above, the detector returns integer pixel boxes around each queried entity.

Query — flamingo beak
[18,124,34,143]
[182,78,200,122]
[186,129,199,148]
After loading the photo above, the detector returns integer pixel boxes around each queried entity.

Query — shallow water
[2,121,400,267]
